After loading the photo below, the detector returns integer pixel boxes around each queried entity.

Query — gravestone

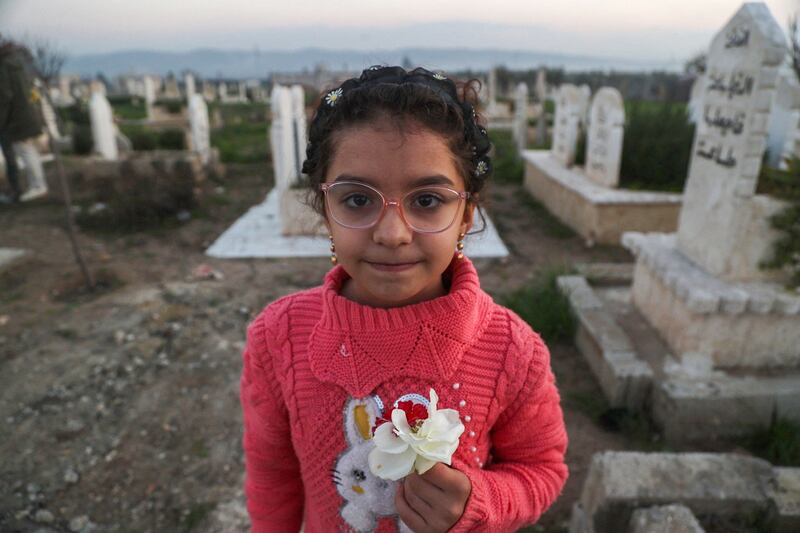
[676,2,788,281]
[586,87,625,188]
[487,67,498,113]
[144,76,155,120]
[688,74,705,124]
[551,84,590,166]
[535,68,548,145]
[188,94,210,165]
[269,84,306,192]
[164,75,180,99]
[765,65,800,168]
[185,73,196,99]
[218,82,227,101]
[290,85,307,179]
[513,82,528,154]
[89,91,118,160]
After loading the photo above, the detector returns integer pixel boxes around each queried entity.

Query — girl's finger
[404,475,434,513]
[406,473,445,507]
[395,482,428,532]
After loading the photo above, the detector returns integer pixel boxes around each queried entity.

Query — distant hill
[63,47,681,78]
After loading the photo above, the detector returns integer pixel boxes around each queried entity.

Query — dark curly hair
[300,65,492,234]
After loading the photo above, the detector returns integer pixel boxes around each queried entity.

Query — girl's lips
[366,261,420,272]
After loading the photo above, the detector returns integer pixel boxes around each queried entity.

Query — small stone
[69,515,89,532]
[114,330,125,345]
[64,467,79,484]
[27,483,40,494]
[34,509,54,523]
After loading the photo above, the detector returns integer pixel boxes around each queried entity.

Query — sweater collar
[308,254,493,397]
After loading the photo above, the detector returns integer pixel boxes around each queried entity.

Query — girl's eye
[411,193,443,209]
[343,194,371,208]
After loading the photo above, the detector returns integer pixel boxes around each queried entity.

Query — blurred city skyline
[0,0,796,67]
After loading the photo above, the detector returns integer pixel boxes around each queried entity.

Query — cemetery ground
[1,159,797,532]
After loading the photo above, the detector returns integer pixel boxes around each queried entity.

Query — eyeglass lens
[326,183,463,232]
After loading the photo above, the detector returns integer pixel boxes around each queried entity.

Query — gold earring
[329,234,338,265]
[456,232,465,260]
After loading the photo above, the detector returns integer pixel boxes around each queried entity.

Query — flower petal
[414,454,437,475]
[391,407,412,435]
[428,388,439,415]
[373,422,409,454]
[368,445,416,481]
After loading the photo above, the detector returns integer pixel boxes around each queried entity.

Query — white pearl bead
[475,457,480,462]
[452,383,461,390]
[458,400,466,407]
[479,462,484,468]
[469,431,475,437]
[464,415,472,422]
[470,446,477,452]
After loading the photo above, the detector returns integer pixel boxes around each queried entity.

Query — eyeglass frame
[319,181,472,234]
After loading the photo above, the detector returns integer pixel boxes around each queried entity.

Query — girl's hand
[395,463,471,533]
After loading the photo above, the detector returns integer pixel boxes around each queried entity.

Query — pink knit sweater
[240,255,568,532]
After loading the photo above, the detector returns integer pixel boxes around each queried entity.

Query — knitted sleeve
[240,306,304,532]
[450,318,569,532]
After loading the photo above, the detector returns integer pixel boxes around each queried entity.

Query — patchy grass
[211,122,268,164]
[490,129,524,184]
[743,415,800,467]
[177,502,217,532]
[500,268,576,344]
[563,390,664,451]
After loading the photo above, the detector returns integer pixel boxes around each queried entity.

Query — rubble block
[558,275,653,409]
[579,452,775,532]
[623,232,800,369]
[523,150,682,244]
[653,371,800,442]
[279,187,327,237]
[628,504,705,533]
[0,248,30,276]
[770,467,800,532]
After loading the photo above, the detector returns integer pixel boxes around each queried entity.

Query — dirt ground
[1,161,669,532]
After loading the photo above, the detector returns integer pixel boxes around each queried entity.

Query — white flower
[475,160,488,176]
[325,88,343,106]
[368,389,464,481]
[433,73,447,80]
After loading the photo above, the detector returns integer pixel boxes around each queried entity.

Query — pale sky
[0,0,796,62]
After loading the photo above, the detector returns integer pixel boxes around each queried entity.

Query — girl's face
[323,118,475,308]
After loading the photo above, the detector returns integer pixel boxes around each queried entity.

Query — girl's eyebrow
[333,174,456,187]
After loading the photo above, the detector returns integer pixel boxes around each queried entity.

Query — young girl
[240,66,568,532]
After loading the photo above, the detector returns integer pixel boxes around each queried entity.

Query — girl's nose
[372,203,413,247]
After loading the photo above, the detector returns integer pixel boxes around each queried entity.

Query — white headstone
[269,85,307,192]
[765,65,800,167]
[535,69,547,102]
[188,94,210,165]
[551,84,590,166]
[185,73,196,99]
[586,87,625,187]
[688,74,705,123]
[676,2,787,279]
[486,67,499,116]
[218,82,227,101]
[144,76,155,120]
[513,82,529,154]
[89,92,118,160]
[290,85,307,178]
[164,75,180,99]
